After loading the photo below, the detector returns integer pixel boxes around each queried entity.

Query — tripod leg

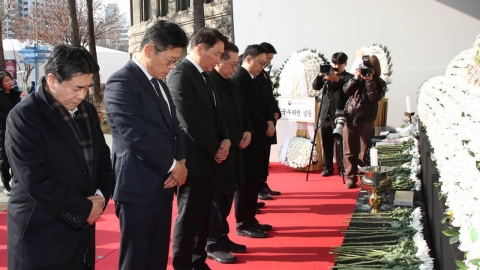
[335,138,346,184]
[306,99,324,181]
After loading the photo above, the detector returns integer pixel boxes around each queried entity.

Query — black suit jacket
[104,59,185,205]
[209,69,252,193]
[167,59,229,179]
[231,66,270,180]
[5,91,113,269]
[256,69,280,144]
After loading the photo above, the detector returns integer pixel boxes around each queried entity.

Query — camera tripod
[305,95,324,182]
[306,81,346,182]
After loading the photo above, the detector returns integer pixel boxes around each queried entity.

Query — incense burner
[359,166,394,213]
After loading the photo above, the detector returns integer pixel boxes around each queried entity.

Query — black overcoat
[5,91,113,270]
[209,69,252,194]
[231,67,272,181]
[256,69,280,144]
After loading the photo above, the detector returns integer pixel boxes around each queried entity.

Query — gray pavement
[0,134,113,212]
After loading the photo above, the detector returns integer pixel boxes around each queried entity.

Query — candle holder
[404,112,415,124]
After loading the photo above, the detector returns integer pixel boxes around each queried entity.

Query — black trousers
[321,124,335,171]
[206,193,234,248]
[172,170,217,270]
[234,179,263,229]
[115,200,172,270]
[262,144,272,187]
[0,153,11,191]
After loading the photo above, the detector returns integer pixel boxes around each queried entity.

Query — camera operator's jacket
[343,78,384,121]
[312,71,353,128]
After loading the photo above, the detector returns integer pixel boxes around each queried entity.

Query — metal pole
[34,43,38,87]
[35,0,38,43]
[34,0,38,85]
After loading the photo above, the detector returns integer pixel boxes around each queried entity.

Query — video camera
[332,109,346,139]
[358,55,372,77]
[320,62,332,74]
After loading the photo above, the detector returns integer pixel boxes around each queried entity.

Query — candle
[406,96,412,113]
[370,148,378,166]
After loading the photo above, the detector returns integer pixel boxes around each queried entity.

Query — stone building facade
[128,0,233,55]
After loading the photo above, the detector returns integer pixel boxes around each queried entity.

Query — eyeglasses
[222,59,238,68]
[152,44,180,66]
[257,61,267,67]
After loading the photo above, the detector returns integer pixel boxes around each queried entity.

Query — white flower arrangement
[418,36,480,270]
[445,48,476,81]
[282,136,318,169]
[272,48,328,98]
[368,44,393,85]
[399,138,422,191]
[411,138,422,191]
[409,208,435,269]
[467,34,480,87]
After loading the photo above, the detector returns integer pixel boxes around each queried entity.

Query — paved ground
[0,134,113,212]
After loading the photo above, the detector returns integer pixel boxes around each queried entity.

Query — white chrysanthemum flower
[411,207,422,220]
[413,232,434,269]
[409,217,424,231]
[284,137,318,169]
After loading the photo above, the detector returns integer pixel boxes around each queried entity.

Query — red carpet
[0,163,359,270]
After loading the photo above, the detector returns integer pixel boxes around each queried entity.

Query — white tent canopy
[2,39,129,90]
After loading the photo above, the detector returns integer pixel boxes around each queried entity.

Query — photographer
[312,52,352,176]
[342,55,386,188]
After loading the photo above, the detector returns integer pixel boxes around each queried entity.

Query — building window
[142,0,151,21]
[24,7,28,11]
[158,0,168,17]
[24,1,28,5]
[176,0,190,11]
[204,0,213,3]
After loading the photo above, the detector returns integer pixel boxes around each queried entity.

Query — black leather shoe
[263,184,281,195]
[258,191,273,200]
[236,227,267,238]
[206,248,236,264]
[222,238,246,253]
[321,169,333,177]
[257,202,265,208]
[253,222,272,231]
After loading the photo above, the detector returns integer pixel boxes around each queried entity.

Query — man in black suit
[231,45,275,238]
[104,21,189,270]
[167,28,230,270]
[205,41,252,264]
[257,42,282,200]
[312,52,353,176]
[5,44,113,269]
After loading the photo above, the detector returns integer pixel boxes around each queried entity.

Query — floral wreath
[270,48,328,98]
[281,137,318,169]
[467,34,480,87]
[369,44,393,86]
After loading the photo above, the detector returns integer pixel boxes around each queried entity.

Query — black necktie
[150,78,171,116]
[201,72,217,106]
